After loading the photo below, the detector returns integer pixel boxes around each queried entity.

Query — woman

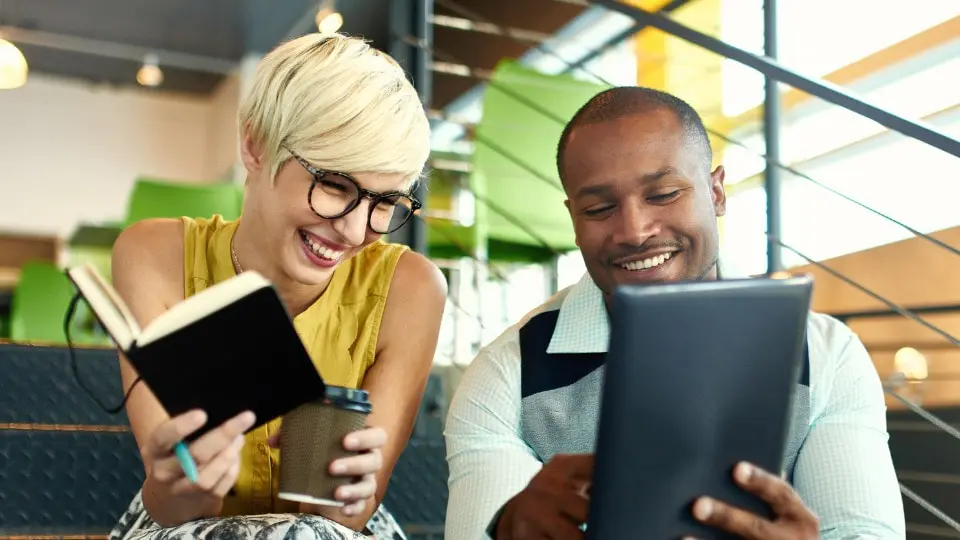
[107,32,446,540]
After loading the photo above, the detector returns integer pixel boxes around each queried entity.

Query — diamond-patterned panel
[0,430,144,534]
[0,343,130,425]
[384,439,448,529]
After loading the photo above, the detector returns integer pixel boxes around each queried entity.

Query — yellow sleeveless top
[180,215,408,515]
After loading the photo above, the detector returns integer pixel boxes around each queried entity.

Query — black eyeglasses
[291,153,421,235]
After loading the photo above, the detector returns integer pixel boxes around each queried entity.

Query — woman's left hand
[328,426,387,515]
[268,425,387,517]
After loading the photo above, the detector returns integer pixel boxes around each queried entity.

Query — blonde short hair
[239,33,431,187]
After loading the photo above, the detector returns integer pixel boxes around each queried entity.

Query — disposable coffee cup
[277,386,373,507]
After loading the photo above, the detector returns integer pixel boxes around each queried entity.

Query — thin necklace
[231,237,244,274]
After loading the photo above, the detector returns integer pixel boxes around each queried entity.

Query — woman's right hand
[141,409,256,517]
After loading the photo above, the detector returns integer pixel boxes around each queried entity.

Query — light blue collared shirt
[445,273,905,539]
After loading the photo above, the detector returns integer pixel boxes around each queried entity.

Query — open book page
[87,264,142,336]
[67,264,141,350]
[138,271,272,346]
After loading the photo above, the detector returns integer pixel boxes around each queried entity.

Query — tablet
[586,276,813,539]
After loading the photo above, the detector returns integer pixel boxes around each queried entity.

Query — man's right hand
[141,409,256,526]
[496,453,594,540]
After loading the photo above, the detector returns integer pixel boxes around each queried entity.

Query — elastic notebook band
[64,292,142,414]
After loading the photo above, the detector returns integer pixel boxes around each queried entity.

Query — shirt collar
[546,272,610,354]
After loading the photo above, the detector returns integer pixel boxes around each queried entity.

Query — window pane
[720,0,960,116]
[722,110,960,271]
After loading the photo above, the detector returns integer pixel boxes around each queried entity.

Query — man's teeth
[301,233,344,261]
[622,252,672,271]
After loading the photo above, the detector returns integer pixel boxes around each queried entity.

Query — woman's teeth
[300,232,344,261]
[622,252,672,271]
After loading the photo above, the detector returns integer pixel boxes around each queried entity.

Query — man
[444,87,905,539]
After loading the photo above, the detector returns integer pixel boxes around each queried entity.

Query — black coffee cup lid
[324,385,369,404]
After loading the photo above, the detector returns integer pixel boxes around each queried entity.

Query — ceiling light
[316,9,343,34]
[894,347,928,381]
[137,53,163,87]
[0,38,28,90]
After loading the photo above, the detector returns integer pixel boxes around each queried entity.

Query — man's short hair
[556,87,712,184]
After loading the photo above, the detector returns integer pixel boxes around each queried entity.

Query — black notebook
[587,276,812,540]
[66,263,326,440]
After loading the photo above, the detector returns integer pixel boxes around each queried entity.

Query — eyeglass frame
[290,152,423,234]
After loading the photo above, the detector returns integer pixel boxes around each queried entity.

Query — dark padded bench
[0,343,143,536]
[0,342,449,539]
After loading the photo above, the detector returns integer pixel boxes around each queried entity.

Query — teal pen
[174,441,199,483]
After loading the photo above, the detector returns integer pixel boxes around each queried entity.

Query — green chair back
[125,178,243,225]
[10,262,76,344]
[9,261,107,346]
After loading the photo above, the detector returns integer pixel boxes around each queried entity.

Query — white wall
[0,72,240,237]
[205,73,241,182]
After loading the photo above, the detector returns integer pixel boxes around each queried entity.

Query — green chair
[10,262,77,345]
[124,178,243,225]
[9,261,107,346]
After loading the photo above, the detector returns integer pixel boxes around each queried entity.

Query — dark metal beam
[591,0,960,158]
[763,0,782,273]
[389,0,433,105]
[387,0,433,254]
[416,0,434,107]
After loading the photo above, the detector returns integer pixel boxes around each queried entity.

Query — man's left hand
[689,461,819,540]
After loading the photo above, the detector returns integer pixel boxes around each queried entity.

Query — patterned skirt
[109,490,407,540]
